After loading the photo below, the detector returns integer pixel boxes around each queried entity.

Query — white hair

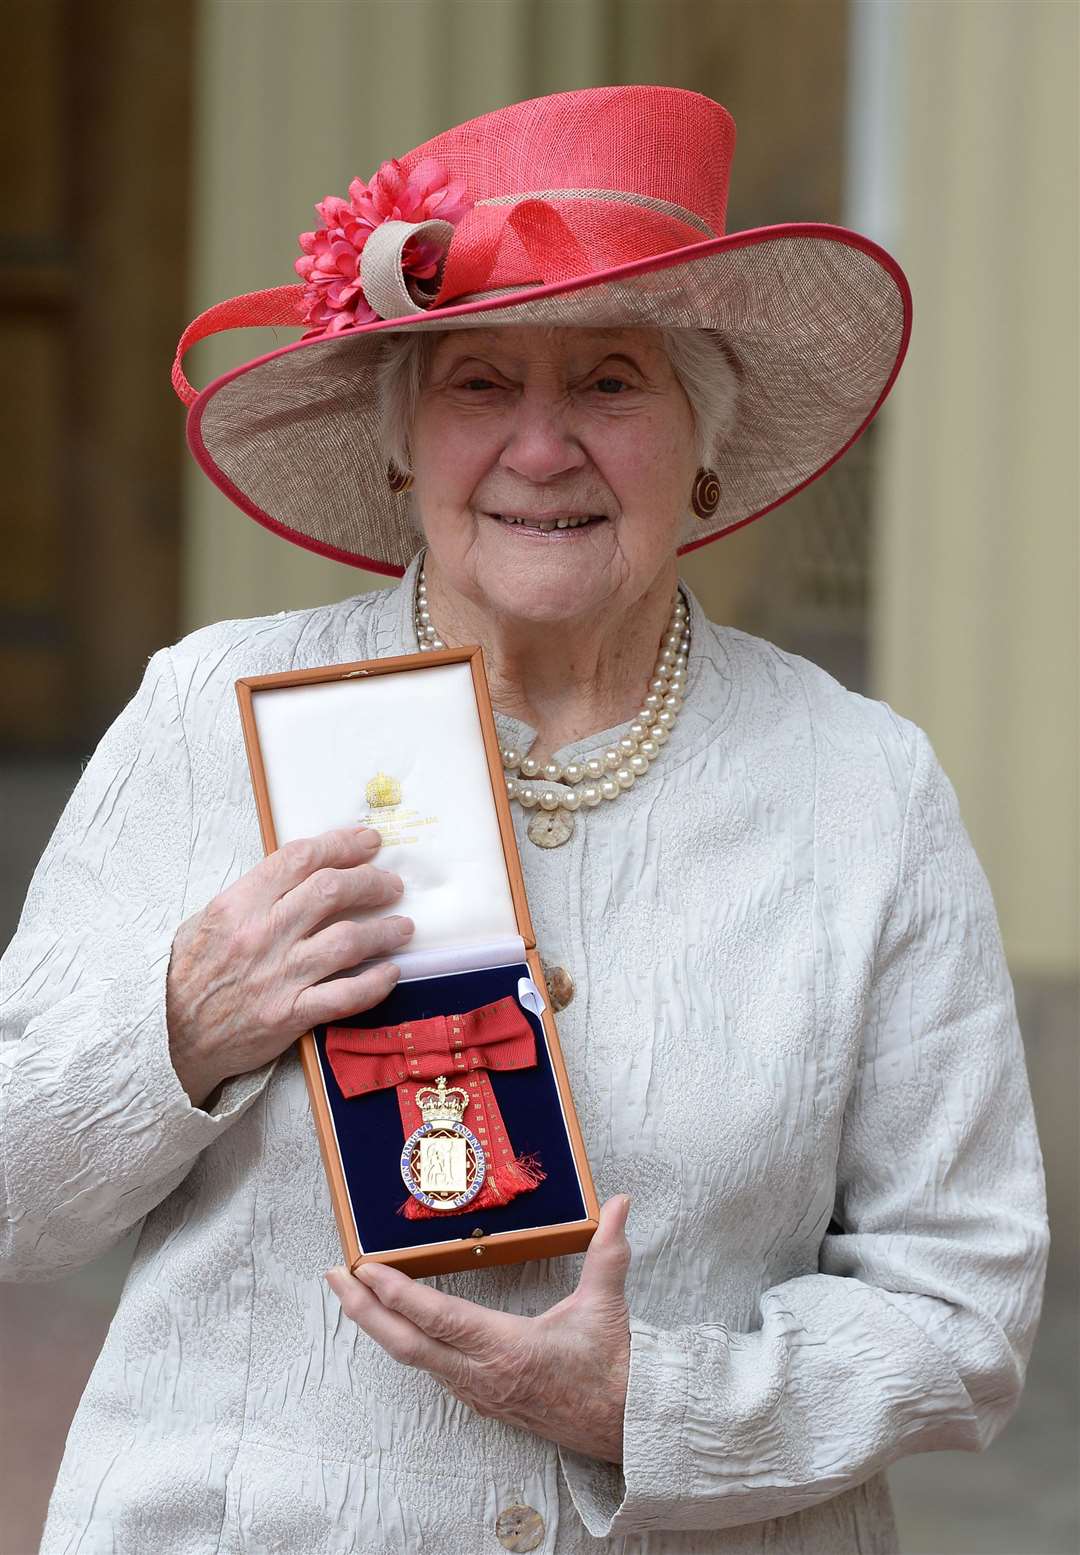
[375,326,740,534]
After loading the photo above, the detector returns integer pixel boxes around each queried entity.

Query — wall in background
[871,0,1078,981]
[1,0,193,751]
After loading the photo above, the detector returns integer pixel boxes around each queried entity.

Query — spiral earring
[387,461,414,494]
[691,468,720,520]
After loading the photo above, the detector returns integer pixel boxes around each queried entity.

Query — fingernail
[389,915,414,934]
[354,825,380,839]
[378,869,404,890]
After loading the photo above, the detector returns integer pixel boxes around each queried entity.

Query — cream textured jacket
[1,554,1049,1555]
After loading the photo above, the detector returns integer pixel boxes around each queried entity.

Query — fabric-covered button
[541,962,574,1012]
[494,1503,545,1551]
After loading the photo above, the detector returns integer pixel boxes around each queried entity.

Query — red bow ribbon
[324,997,546,1219]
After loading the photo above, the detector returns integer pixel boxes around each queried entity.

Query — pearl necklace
[414,561,690,846]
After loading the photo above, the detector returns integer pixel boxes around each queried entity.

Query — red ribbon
[324,997,546,1219]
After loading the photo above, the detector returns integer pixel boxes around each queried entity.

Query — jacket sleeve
[0,647,273,1283]
[559,725,1050,1535]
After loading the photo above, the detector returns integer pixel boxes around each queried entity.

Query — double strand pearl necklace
[413,562,690,847]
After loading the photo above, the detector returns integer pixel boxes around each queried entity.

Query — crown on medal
[416,1075,469,1124]
[365,770,402,808]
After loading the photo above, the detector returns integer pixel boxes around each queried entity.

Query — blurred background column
[869,0,1078,1280]
[872,0,1078,981]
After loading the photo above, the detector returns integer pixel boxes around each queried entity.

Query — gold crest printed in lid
[365,770,402,808]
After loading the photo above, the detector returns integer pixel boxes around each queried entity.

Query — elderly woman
[2,87,1048,1555]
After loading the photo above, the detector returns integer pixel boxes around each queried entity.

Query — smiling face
[408,326,699,624]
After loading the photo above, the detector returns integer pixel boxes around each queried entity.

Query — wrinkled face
[409,326,698,622]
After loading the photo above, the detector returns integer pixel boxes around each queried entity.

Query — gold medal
[400,1076,487,1211]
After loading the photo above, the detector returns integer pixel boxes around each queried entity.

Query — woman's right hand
[166,825,413,1108]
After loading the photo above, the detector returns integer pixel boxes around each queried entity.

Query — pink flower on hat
[295,158,471,337]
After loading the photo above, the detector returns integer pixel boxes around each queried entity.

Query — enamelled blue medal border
[400,1121,487,1210]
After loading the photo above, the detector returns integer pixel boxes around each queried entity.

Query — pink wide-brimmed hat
[174,85,911,578]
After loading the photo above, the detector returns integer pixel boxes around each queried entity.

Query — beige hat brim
[189,225,911,577]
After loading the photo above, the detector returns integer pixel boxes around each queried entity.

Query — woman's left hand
[325,1195,632,1462]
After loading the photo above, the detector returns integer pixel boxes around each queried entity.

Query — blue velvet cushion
[313,962,588,1253]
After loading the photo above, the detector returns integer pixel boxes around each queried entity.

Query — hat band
[430,187,723,310]
[476,188,716,238]
[357,188,718,325]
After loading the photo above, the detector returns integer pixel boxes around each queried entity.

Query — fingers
[297,959,406,1028]
[574,1195,632,1305]
[352,1261,509,1352]
[294,912,414,985]
[277,859,407,940]
[324,1266,467,1383]
[256,826,387,906]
